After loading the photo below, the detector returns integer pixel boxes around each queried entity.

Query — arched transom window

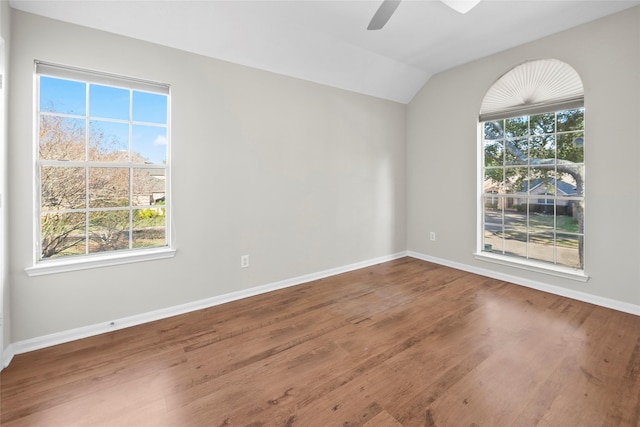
[479,59,585,275]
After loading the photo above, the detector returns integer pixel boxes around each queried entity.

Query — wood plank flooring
[2,257,640,426]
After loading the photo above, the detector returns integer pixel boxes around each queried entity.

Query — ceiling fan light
[441,0,481,14]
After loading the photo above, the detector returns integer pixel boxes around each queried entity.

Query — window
[31,62,172,272]
[478,59,585,275]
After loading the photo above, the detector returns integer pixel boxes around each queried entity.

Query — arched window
[479,59,585,274]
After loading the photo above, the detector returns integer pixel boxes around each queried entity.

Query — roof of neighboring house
[520,178,576,196]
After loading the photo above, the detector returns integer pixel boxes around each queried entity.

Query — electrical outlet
[430,232,436,241]
[241,255,250,268]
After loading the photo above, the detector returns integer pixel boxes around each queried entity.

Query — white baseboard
[407,251,640,317]
[2,343,15,370]
[8,252,407,360]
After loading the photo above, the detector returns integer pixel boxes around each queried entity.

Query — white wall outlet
[241,255,250,268]
[430,232,436,241]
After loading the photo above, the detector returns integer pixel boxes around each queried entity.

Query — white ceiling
[9,0,640,103]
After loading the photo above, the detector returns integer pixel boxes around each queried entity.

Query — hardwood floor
[2,257,640,426]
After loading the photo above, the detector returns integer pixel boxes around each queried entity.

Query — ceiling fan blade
[440,0,481,14]
[367,0,401,31]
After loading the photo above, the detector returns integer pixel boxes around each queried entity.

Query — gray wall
[8,10,406,341]
[407,8,640,306]
[1,0,10,355]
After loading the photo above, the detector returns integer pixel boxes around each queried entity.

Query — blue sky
[40,76,168,164]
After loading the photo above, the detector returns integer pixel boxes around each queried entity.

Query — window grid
[481,109,584,270]
[36,67,169,261]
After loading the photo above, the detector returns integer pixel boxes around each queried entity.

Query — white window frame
[475,110,587,282]
[475,59,588,281]
[26,62,175,276]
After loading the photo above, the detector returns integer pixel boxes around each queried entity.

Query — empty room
[1,0,640,425]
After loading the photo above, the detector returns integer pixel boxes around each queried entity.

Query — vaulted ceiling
[9,0,640,103]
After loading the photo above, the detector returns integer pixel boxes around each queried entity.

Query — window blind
[479,59,583,122]
[35,61,170,95]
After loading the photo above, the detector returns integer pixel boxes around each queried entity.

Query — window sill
[473,251,589,282]
[25,247,176,277]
